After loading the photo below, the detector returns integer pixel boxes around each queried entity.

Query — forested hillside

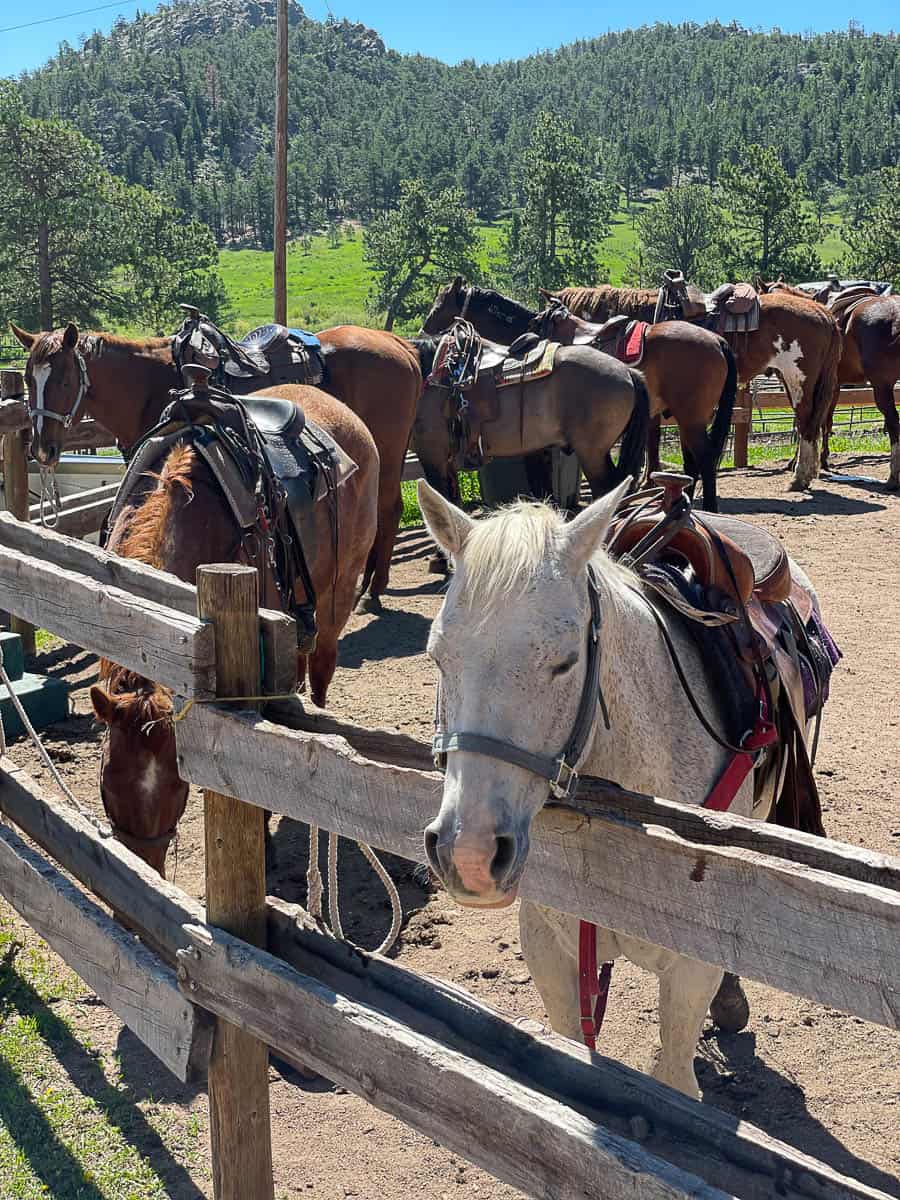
[17,0,899,248]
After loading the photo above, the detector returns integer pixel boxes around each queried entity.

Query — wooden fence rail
[0,758,888,1200]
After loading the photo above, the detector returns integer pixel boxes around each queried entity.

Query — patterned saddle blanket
[172,305,324,393]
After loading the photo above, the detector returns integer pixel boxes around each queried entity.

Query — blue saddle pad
[289,328,321,350]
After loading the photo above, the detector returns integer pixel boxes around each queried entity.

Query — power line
[0,1,139,37]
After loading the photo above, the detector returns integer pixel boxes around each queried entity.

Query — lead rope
[0,646,110,837]
[38,466,61,529]
[306,821,402,956]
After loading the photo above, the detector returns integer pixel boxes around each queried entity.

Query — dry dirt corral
[3,453,900,1200]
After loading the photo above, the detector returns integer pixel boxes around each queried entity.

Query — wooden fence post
[196,564,274,1200]
[1,371,35,656]
[733,386,750,470]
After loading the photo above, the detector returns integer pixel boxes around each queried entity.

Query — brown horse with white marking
[554,285,843,491]
[89,384,378,874]
[421,280,736,510]
[759,281,900,489]
[10,321,419,609]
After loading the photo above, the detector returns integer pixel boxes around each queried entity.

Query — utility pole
[273,0,288,324]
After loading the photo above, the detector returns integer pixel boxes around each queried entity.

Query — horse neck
[85,341,177,449]
[586,564,728,808]
[468,291,534,342]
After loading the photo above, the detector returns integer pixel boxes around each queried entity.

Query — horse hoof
[709,973,750,1033]
[428,556,449,575]
[354,593,382,615]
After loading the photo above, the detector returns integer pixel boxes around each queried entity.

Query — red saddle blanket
[617,319,647,365]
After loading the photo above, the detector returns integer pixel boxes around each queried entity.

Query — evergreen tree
[841,167,900,288]
[636,183,721,287]
[364,179,480,330]
[717,144,821,280]
[503,112,613,297]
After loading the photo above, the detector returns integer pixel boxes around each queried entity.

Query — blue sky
[2,0,897,78]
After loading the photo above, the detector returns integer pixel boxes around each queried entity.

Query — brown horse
[421,280,736,511]
[553,284,843,491]
[10,321,419,610]
[89,384,378,874]
[760,282,900,489]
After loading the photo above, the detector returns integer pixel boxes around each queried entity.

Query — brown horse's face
[421,276,466,335]
[12,322,85,468]
[91,681,188,877]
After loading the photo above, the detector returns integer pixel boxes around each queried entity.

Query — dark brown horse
[553,284,842,491]
[10,321,420,609]
[421,280,736,511]
[88,384,378,875]
[759,282,900,489]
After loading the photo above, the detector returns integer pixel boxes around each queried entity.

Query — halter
[30,348,91,432]
[432,564,610,800]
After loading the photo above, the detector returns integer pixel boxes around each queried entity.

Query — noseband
[30,348,91,433]
[433,565,610,800]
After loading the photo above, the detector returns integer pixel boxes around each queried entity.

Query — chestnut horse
[421,279,736,511]
[554,285,842,491]
[10,321,419,609]
[760,282,900,489]
[89,384,378,874]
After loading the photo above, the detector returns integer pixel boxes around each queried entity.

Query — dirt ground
[4,452,900,1200]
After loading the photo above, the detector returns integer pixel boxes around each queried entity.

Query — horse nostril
[491,834,517,884]
[424,828,442,874]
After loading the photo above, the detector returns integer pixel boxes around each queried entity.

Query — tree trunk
[37,222,52,329]
[384,258,427,331]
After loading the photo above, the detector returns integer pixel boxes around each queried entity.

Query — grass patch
[0,904,203,1199]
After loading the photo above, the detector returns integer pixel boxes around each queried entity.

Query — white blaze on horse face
[32,363,51,436]
[765,336,806,408]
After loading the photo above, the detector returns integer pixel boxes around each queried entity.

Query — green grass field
[218,200,851,335]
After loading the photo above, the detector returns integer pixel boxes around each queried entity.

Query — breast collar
[432,564,610,800]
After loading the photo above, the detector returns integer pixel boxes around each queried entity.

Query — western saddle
[655,270,760,334]
[527,299,645,363]
[108,366,356,652]
[172,305,324,393]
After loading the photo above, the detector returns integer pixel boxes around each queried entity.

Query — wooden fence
[0,505,897,1199]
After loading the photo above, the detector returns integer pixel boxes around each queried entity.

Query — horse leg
[356,483,403,614]
[418,458,456,574]
[654,955,723,1098]
[308,636,338,708]
[709,972,751,1033]
[646,416,662,483]
[519,901,583,1042]
[681,423,719,513]
[820,398,837,470]
[873,381,900,490]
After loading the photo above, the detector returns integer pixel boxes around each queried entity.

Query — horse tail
[809,316,842,440]
[708,338,737,467]
[612,369,650,487]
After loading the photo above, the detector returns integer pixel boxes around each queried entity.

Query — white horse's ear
[563,477,633,573]
[417,480,474,558]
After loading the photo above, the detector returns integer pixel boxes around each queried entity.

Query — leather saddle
[528,301,645,364]
[173,305,324,394]
[108,369,356,651]
[607,473,791,611]
[654,272,760,333]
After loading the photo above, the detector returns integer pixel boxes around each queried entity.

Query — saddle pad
[495,340,558,389]
[616,319,646,366]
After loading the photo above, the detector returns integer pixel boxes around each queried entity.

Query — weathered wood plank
[2,372,35,655]
[0,542,215,696]
[0,398,30,435]
[179,921,728,1200]
[0,760,887,1199]
[29,480,120,522]
[267,899,892,1200]
[262,696,900,890]
[176,706,900,1029]
[0,820,212,1082]
[0,511,296,694]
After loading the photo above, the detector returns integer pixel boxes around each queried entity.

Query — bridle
[432,564,610,800]
[30,347,91,434]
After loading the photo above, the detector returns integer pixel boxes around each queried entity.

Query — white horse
[418,477,817,1098]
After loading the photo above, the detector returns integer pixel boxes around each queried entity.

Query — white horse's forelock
[454,501,565,614]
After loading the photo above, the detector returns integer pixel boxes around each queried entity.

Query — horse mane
[98,443,198,726]
[30,327,169,365]
[407,335,439,377]
[557,286,658,321]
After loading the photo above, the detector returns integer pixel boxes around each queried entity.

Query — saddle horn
[181,363,211,393]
